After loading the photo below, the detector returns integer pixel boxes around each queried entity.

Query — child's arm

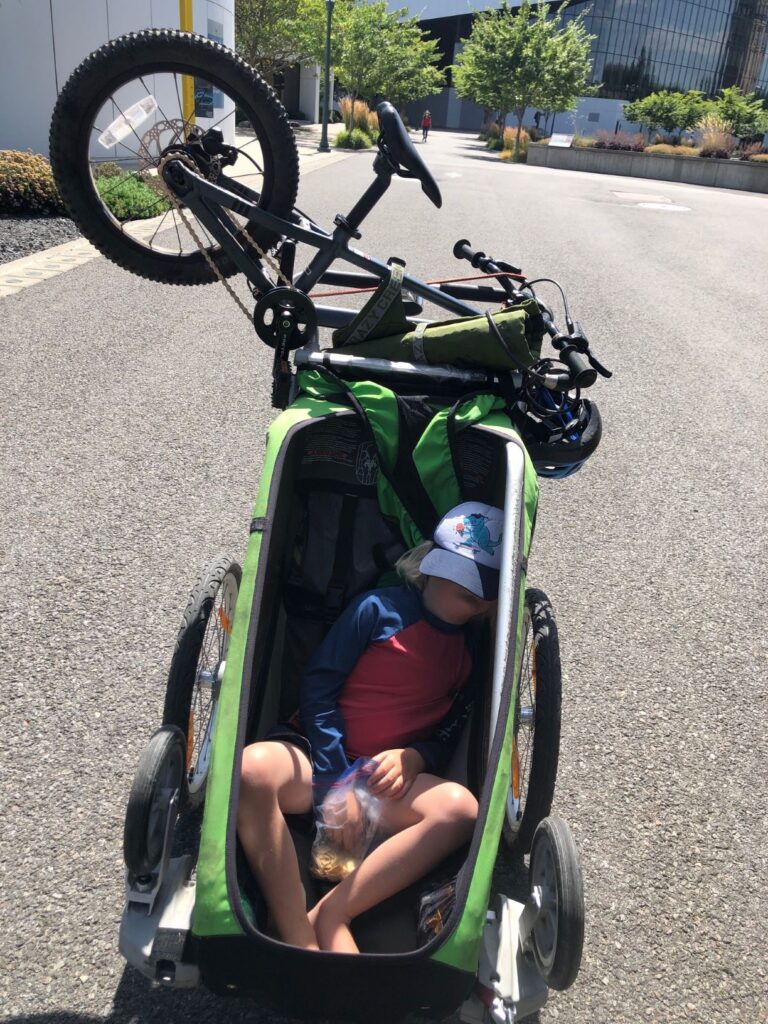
[407,676,479,776]
[299,592,383,800]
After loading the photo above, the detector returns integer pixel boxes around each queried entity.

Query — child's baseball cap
[419,501,504,600]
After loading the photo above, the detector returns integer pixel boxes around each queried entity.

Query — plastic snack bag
[311,758,382,882]
[417,878,456,942]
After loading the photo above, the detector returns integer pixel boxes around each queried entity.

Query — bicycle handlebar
[454,238,607,390]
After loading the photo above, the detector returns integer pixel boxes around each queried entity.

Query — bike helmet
[512,382,602,479]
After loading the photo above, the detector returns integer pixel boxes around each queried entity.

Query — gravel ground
[0,214,81,264]
[2,132,767,1024]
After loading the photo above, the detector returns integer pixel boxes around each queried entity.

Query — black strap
[325,493,357,613]
[310,365,437,540]
[391,394,439,539]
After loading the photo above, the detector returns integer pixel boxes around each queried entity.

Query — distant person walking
[421,110,432,142]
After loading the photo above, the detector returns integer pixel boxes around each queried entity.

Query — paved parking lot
[2,129,767,1024]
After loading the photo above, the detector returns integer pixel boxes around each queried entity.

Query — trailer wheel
[528,816,584,991]
[123,726,186,877]
[163,554,241,811]
[502,588,561,857]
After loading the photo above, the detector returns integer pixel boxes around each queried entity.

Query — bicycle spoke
[148,208,172,247]
[171,208,183,254]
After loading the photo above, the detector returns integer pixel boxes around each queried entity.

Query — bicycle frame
[168,159,517,337]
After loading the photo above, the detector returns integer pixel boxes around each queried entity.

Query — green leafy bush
[334,128,373,150]
[486,137,503,151]
[0,149,65,214]
[95,171,171,220]
[349,127,373,149]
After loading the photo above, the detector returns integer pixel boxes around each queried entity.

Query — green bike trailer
[118,382,584,1022]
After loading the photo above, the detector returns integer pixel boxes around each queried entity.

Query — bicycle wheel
[528,816,584,991]
[163,553,241,811]
[49,30,299,285]
[123,725,186,877]
[502,588,562,857]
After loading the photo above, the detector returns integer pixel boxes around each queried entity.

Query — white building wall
[0,0,234,156]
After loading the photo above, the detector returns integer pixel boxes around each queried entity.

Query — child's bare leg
[237,740,317,949]
[309,775,477,953]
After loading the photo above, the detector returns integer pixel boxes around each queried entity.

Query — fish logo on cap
[454,513,502,557]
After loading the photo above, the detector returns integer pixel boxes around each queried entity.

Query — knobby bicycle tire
[49,30,299,285]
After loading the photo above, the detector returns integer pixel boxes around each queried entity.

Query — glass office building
[562,0,768,100]
[402,0,768,130]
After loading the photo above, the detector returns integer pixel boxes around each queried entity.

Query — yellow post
[179,0,195,126]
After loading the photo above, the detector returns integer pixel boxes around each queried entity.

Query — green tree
[334,3,443,105]
[624,90,707,136]
[712,86,768,139]
[235,0,350,84]
[453,1,595,158]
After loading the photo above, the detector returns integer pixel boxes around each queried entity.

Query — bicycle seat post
[340,162,393,236]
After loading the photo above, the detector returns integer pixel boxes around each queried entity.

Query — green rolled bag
[330,261,544,371]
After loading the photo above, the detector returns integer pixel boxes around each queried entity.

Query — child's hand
[368,748,426,800]
[323,789,364,852]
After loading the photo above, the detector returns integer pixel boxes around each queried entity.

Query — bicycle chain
[155,151,294,324]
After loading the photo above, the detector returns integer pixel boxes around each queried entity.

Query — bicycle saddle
[376,101,442,209]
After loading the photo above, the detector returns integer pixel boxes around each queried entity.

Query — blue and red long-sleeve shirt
[298,585,476,793]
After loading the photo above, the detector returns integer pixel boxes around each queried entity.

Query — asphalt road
[2,129,767,1024]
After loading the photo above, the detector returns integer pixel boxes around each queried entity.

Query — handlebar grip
[453,238,477,263]
[561,346,597,389]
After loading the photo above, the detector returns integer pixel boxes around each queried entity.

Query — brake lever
[568,320,612,379]
[587,352,612,379]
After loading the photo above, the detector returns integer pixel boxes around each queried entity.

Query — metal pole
[318,0,335,152]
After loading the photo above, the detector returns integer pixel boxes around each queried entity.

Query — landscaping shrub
[352,99,370,133]
[501,126,529,160]
[95,171,171,220]
[92,161,122,179]
[738,141,765,160]
[644,143,701,156]
[594,130,645,152]
[339,96,354,130]
[350,127,373,148]
[572,135,597,148]
[699,131,736,158]
[696,112,732,135]
[748,153,768,163]
[0,149,65,215]
[486,137,503,150]
[334,128,372,150]
[338,98,377,143]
